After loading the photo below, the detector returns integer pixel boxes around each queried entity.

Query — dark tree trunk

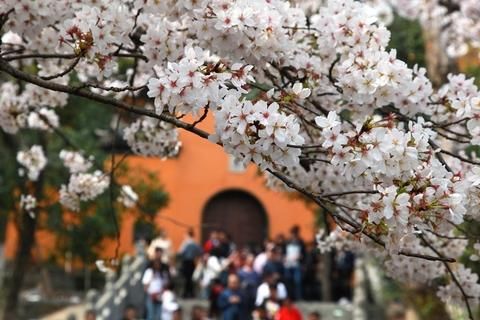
[422,25,458,89]
[1,135,45,320]
[2,210,37,319]
[319,212,334,301]
[320,251,333,301]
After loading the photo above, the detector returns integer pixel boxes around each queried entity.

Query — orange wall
[4,115,316,260]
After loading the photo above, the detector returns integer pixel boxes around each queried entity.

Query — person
[122,305,137,320]
[218,231,233,258]
[179,228,202,298]
[201,248,224,311]
[307,312,321,320]
[162,283,180,320]
[191,305,210,320]
[204,230,220,254]
[254,241,274,275]
[255,271,288,307]
[274,234,287,256]
[142,259,170,320]
[238,253,261,313]
[263,285,281,319]
[84,310,96,320]
[334,250,355,301]
[284,225,305,300]
[275,297,302,320]
[209,277,224,318]
[263,247,285,280]
[147,229,172,263]
[303,241,321,300]
[252,306,269,320]
[173,308,183,320]
[218,274,246,320]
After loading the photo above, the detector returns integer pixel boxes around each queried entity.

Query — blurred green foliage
[465,65,480,86]
[0,93,169,265]
[388,15,426,68]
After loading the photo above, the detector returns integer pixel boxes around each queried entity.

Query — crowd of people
[137,225,355,320]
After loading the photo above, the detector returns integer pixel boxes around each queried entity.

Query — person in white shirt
[255,271,288,306]
[142,260,169,320]
[253,242,274,275]
[147,230,172,263]
[161,283,179,320]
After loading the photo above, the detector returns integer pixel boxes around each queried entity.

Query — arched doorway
[202,189,268,249]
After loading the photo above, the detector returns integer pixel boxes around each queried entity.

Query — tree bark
[422,25,457,89]
[320,252,333,301]
[1,136,45,320]
[2,210,37,319]
[319,212,333,301]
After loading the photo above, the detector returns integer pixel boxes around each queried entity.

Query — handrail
[86,242,147,320]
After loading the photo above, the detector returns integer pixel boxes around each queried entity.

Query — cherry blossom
[59,150,94,174]
[16,145,47,181]
[123,117,181,158]
[19,194,37,216]
[117,185,139,208]
[59,171,110,212]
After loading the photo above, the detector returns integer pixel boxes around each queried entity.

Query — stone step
[40,300,353,320]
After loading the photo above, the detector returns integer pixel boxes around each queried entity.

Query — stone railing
[352,257,385,320]
[86,242,147,320]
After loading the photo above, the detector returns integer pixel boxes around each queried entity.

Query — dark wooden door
[202,190,268,249]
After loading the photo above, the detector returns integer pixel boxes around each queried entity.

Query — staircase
[41,249,385,320]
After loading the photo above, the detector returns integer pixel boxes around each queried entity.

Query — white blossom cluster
[438,265,480,307]
[59,171,110,212]
[314,112,469,242]
[384,244,444,284]
[368,0,480,57]
[146,46,307,168]
[16,145,47,181]
[0,83,65,134]
[310,2,433,117]
[147,46,254,115]
[20,194,37,216]
[471,242,480,262]
[426,74,480,147]
[212,98,305,170]
[316,227,360,254]
[59,150,93,174]
[58,150,110,212]
[123,117,181,158]
[117,185,139,208]
[0,83,28,134]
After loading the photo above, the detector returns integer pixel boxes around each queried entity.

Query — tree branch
[0,57,458,264]
[0,58,210,140]
[39,57,81,80]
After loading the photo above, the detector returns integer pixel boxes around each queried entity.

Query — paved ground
[39,304,85,320]
[40,300,352,320]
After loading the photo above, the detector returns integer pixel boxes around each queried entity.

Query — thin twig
[419,234,474,320]
[40,57,81,80]
[190,106,209,128]
[3,53,78,61]
[108,116,122,262]
[440,148,480,166]
[320,190,379,198]
[327,55,343,94]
